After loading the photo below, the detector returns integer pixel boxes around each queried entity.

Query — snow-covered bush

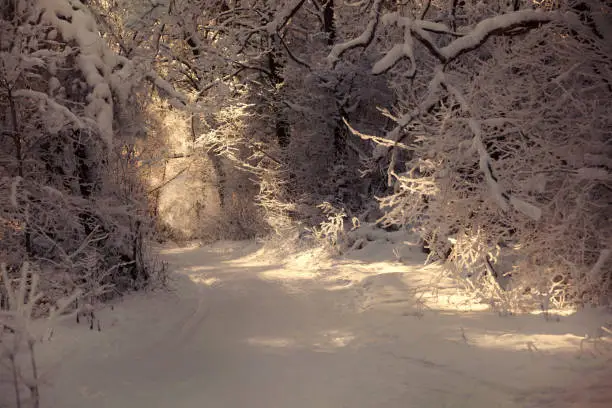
[307,202,350,253]
[1,262,80,408]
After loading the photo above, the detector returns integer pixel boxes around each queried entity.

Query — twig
[342,117,413,150]
[147,166,190,194]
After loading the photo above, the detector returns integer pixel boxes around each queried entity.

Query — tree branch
[327,0,383,65]
[440,10,564,62]
[147,167,190,195]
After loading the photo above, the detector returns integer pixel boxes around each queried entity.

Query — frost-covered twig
[342,117,412,150]
[447,75,542,220]
[1,262,81,408]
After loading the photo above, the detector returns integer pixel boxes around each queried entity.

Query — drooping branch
[276,33,312,70]
[147,167,190,195]
[367,9,577,157]
[144,71,189,108]
[265,0,308,33]
[420,0,431,20]
[327,0,383,65]
[440,9,567,62]
[343,117,412,151]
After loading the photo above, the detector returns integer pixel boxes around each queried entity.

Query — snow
[38,0,124,147]
[372,44,406,75]
[509,196,542,221]
[264,0,307,35]
[372,26,417,77]
[327,0,383,64]
[10,176,22,207]
[373,13,451,76]
[13,89,85,132]
[469,119,509,211]
[440,10,564,60]
[576,167,612,181]
[147,71,189,108]
[589,250,611,281]
[374,68,444,160]
[21,238,612,408]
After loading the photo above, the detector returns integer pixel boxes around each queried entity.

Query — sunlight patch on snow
[420,293,491,312]
[328,258,496,314]
[246,330,356,353]
[258,268,320,281]
[321,261,423,287]
[247,246,330,269]
[530,309,577,317]
[223,258,265,268]
[465,332,585,353]
[320,259,488,314]
[207,240,259,254]
[187,275,220,286]
[323,280,355,291]
[316,330,356,350]
[247,337,297,348]
[224,246,328,280]
[185,266,216,272]
[158,243,202,255]
[286,248,329,268]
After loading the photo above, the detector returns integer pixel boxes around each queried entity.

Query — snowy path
[36,241,611,408]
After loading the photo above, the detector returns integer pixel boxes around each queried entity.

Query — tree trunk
[322,0,336,45]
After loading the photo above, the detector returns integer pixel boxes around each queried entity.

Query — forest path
[37,240,611,408]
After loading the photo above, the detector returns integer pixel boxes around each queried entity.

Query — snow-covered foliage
[341,0,612,308]
[1,262,80,408]
[3,2,612,405]
[0,0,162,324]
[7,0,606,310]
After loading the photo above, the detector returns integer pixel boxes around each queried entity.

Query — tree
[1,0,157,308]
[338,0,612,308]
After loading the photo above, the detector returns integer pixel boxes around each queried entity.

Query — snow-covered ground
[26,237,612,407]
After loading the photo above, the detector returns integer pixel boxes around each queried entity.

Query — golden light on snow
[317,330,356,349]
[258,268,319,281]
[188,275,220,286]
[530,309,577,317]
[463,332,587,353]
[247,330,356,352]
[418,294,490,312]
[158,243,202,255]
[186,266,216,272]
[247,337,297,348]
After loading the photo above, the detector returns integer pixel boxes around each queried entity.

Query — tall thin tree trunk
[322,0,336,45]
[267,37,291,148]
[7,86,31,254]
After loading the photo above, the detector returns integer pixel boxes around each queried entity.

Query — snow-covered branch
[38,0,117,146]
[373,67,445,160]
[440,9,567,61]
[327,0,383,65]
[443,73,542,220]
[265,0,307,34]
[371,8,568,78]
[12,89,87,130]
[145,71,189,108]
